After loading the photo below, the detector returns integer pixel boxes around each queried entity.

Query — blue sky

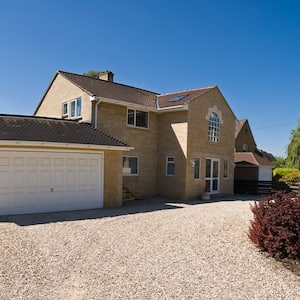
[0,0,299,157]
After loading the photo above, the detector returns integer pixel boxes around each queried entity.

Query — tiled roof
[258,149,276,162]
[0,114,129,148]
[157,87,215,108]
[59,71,158,108]
[58,71,216,110]
[234,152,273,167]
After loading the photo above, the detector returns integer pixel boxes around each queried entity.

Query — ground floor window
[194,158,201,179]
[123,156,139,176]
[166,156,175,176]
[224,159,229,178]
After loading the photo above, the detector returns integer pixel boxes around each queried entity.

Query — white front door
[205,158,220,194]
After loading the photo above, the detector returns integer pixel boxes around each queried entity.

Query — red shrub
[248,190,300,260]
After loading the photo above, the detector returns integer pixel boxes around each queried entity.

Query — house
[34,70,237,201]
[0,114,131,215]
[234,119,273,194]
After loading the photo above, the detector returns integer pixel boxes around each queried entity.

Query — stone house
[34,70,237,201]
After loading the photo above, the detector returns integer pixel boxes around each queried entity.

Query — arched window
[208,112,220,142]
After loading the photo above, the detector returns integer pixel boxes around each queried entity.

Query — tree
[83,70,101,79]
[272,156,285,168]
[285,122,300,169]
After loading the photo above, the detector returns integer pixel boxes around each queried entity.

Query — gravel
[0,197,300,299]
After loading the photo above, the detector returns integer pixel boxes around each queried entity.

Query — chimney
[99,71,114,82]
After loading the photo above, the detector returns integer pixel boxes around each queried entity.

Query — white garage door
[0,150,103,215]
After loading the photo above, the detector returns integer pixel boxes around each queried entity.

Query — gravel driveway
[0,196,299,299]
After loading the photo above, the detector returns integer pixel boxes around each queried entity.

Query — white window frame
[166,156,175,176]
[224,159,229,179]
[122,156,139,176]
[62,101,68,117]
[70,97,82,119]
[194,157,201,180]
[127,108,149,129]
[208,112,220,143]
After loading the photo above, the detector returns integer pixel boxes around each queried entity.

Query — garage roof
[0,115,129,148]
[234,152,273,167]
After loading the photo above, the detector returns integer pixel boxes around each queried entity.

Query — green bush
[248,190,300,260]
[273,168,299,181]
[281,171,300,183]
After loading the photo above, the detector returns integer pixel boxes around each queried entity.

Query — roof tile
[59,71,158,108]
[0,115,129,148]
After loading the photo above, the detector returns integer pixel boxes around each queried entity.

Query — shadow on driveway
[0,194,260,226]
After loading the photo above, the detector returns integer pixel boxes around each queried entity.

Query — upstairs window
[208,112,220,142]
[127,109,149,128]
[62,102,68,117]
[242,144,248,152]
[70,97,82,118]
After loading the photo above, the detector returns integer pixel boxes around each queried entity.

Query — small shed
[234,151,273,194]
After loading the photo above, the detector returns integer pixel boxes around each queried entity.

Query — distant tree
[273,156,285,168]
[285,122,300,169]
[83,70,101,79]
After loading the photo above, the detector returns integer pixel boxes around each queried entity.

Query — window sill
[123,174,139,177]
[70,116,82,121]
[126,124,149,130]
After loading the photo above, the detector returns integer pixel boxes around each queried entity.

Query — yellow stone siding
[97,102,158,198]
[185,88,235,199]
[103,150,123,207]
[35,74,92,123]
[157,110,188,200]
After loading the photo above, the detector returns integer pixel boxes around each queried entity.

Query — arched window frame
[208,112,220,143]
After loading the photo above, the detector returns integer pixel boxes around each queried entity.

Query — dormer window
[127,109,149,128]
[70,97,82,119]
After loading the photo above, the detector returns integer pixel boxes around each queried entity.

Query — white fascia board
[0,140,133,151]
[94,96,189,112]
[94,96,157,112]
[156,103,188,113]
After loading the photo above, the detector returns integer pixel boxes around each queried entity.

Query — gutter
[0,140,133,151]
[90,96,101,129]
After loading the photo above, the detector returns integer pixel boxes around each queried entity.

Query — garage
[0,114,131,215]
[0,150,103,215]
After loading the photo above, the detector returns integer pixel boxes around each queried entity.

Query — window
[62,102,68,116]
[242,144,248,152]
[166,156,175,176]
[127,109,148,128]
[208,112,220,142]
[194,158,201,179]
[224,160,229,178]
[70,97,82,118]
[123,156,139,176]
